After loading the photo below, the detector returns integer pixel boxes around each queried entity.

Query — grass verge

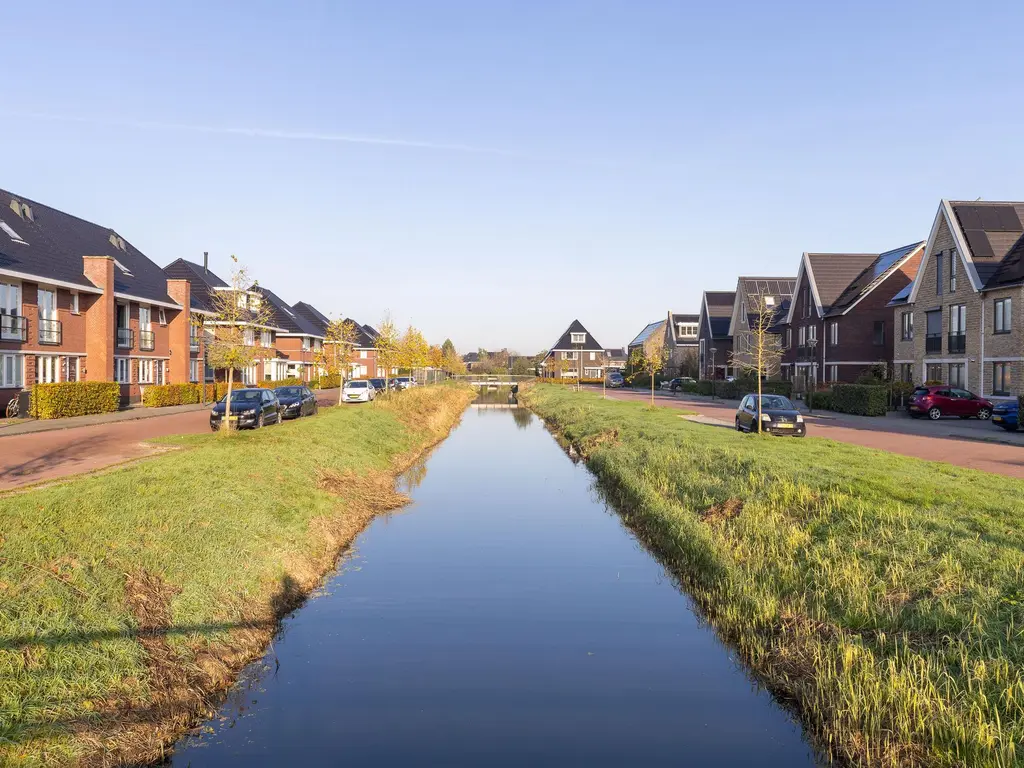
[522,384,1024,768]
[0,385,474,766]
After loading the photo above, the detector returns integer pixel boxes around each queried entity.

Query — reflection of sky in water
[170,408,820,768]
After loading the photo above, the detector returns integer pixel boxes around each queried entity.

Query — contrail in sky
[3,110,527,158]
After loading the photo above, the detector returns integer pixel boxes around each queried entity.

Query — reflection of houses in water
[471,387,520,409]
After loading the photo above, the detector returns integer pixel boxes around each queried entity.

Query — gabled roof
[629,320,665,348]
[164,258,228,313]
[786,252,879,323]
[462,352,481,363]
[255,287,323,337]
[292,301,331,335]
[347,319,377,348]
[548,319,604,352]
[825,242,925,317]
[1,188,179,306]
[700,291,735,339]
[887,283,912,307]
[667,312,699,343]
[604,347,627,359]
[729,277,795,336]
[909,200,1024,303]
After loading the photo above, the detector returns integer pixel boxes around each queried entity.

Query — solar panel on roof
[964,229,995,259]
[997,206,1023,232]
[890,283,911,301]
[956,206,983,230]
[871,244,914,278]
[979,207,1009,232]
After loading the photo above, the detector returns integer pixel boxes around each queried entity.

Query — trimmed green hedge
[257,378,303,389]
[312,374,341,389]
[143,384,204,407]
[31,382,120,419]
[696,380,714,396]
[831,383,888,416]
[807,389,834,411]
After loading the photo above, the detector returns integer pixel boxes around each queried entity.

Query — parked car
[342,379,376,403]
[735,394,806,436]
[991,400,1019,431]
[606,371,624,388]
[369,377,397,393]
[662,377,696,393]
[907,386,992,420]
[394,376,417,390]
[209,388,282,431]
[274,385,318,419]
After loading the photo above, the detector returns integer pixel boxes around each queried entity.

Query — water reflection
[169,407,819,767]
[511,407,534,429]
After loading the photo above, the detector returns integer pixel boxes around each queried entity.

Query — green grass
[0,386,473,766]
[522,384,1024,767]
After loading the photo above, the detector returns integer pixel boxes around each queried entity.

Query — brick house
[255,288,325,382]
[163,257,285,386]
[540,320,605,379]
[779,244,924,389]
[893,200,1024,398]
[662,311,699,375]
[627,319,665,367]
[697,291,735,380]
[291,302,380,380]
[0,189,191,406]
[727,277,796,375]
[604,347,627,371]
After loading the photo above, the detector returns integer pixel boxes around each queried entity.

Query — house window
[899,363,913,383]
[190,359,200,382]
[301,337,311,352]
[949,305,966,353]
[242,365,257,385]
[935,251,943,296]
[783,328,791,348]
[828,321,838,346]
[261,330,273,347]
[901,311,914,341]
[36,355,60,383]
[359,350,368,359]
[949,250,957,293]
[588,351,596,361]
[0,281,23,340]
[678,323,697,337]
[158,307,167,325]
[244,328,256,346]
[808,324,817,343]
[570,332,586,344]
[827,364,838,382]
[564,351,577,360]
[63,357,79,382]
[37,288,59,344]
[71,292,80,315]
[994,298,1012,334]
[139,359,154,384]
[925,310,942,354]
[0,353,23,388]
[798,326,806,346]
[925,363,943,383]
[802,286,810,318]
[114,357,131,383]
[993,363,1013,396]
[872,321,885,346]
[948,363,965,388]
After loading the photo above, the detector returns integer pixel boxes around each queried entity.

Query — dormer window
[0,220,26,245]
[113,258,133,277]
[570,332,586,344]
[763,296,776,307]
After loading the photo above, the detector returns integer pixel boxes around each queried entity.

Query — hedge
[831,383,888,416]
[806,389,834,411]
[257,378,303,389]
[142,383,204,407]
[697,380,714,396]
[312,374,341,389]
[31,382,120,419]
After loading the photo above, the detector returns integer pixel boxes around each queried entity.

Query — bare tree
[730,293,783,433]
[206,257,275,431]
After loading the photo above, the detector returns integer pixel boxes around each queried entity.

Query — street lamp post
[710,347,717,400]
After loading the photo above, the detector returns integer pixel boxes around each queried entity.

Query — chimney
[203,251,208,275]
[83,255,116,383]
[166,279,193,385]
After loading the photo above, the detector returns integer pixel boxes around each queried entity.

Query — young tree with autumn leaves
[374,318,401,391]
[206,257,275,431]
[629,333,668,406]
[316,316,359,383]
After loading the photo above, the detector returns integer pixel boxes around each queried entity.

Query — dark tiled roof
[825,242,924,316]
[604,347,627,359]
[670,313,699,324]
[709,317,732,337]
[1,188,177,305]
[164,258,227,313]
[256,287,323,336]
[983,233,1024,288]
[950,202,1024,264]
[292,301,330,335]
[463,352,480,363]
[702,291,735,339]
[361,324,379,340]
[806,253,879,310]
[347,319,376,348]
[549,319,604,351]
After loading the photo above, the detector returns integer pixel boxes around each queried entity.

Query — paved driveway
[598,387,1024,479]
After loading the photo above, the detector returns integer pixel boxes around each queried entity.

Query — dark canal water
[170,404,818,767]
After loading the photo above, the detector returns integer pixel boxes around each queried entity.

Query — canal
[169,402,819,766]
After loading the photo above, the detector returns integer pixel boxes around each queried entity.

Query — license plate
[993,416,1003,422]
[775,423,793,429]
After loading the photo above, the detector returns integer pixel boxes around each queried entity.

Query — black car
[369,377,398,393]
[210,388,282,431]
[274,385,318,419]
[735,394,805,436]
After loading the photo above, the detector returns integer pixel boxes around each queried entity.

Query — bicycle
[5,397,19,419]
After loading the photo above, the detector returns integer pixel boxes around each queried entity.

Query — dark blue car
[992,400,1019,431]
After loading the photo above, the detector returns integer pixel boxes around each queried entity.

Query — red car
[908,386,992,421]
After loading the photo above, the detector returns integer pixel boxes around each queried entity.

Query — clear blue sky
[3,1,1023,353]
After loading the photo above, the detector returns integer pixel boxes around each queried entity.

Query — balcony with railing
[925,334,942,355]
[0,314,27,342]
[139,330,155,351]
[38,318,62,345]
[947,333,966,354]
[117,327,135,349]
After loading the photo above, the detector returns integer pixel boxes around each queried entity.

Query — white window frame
[114,357,131,383]
[564,351,577,360]
[950,304,966,335]
[359,350,368,359]
[0,281,22,341]
[244,328,256,346]
[139,305,152,332]
[950,250,957,293]
[70,291,80,315]
[189,359,200,382]
[261,330,273,347]
[995,298,1012,334]
[36,355,60,384]
[0,352,23,388]
[828,321,838,346]
[570,332,586,344]
[828,364,838,382]
[301,337,311,352]
[158,307,167,325]
[798,326,806,346]
[808,324,817,342]
[138,359,154,384]
[902,311,913,341]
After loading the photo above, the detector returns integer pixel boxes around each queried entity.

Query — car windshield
[346,381,368,389]
[756,395,794,410]
[912,387,930,396]
[222,390,262,403]
[397,377,410,383]
[370,379,384,387]
[276,387,304,397]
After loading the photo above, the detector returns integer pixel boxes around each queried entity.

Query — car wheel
[977,407,992,421]
[735,417,742,431]
[313,404,319,415]
[927,407,942,420]
[256,412,265,429]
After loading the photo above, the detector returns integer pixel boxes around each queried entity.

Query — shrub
[204,383,231,401]
[831,383,888,416]
[696,380,714,396]
[258,378,303,389]
[142,383,204,407]
[680,381,699,393]
[31,382,120,419]
[807,388,834,411]
[760,380,793,397]
[313,374,341,389]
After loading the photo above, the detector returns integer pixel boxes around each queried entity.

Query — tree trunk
[650,367,655,406]
[222,368,234,432]
[756,337,763,434]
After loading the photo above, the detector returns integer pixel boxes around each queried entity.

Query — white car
[342,379,376,403]
[394,376,417,390]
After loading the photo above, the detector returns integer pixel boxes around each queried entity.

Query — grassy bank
[0,385,474,766]
[522,384,1024,767]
